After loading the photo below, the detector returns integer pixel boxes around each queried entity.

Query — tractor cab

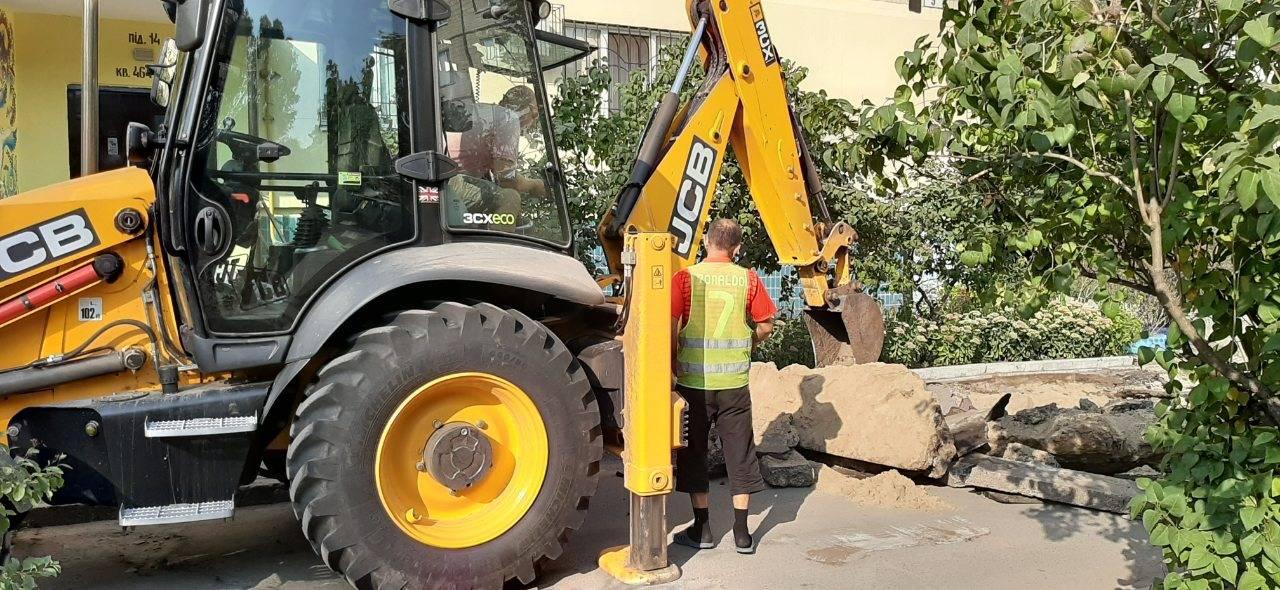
[146,0,589,337]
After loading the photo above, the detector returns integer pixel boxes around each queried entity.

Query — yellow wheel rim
[375,372,548,549]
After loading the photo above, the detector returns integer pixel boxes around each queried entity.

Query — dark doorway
[67,86,165,178]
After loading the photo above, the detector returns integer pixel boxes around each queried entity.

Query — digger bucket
[803,284,886,367]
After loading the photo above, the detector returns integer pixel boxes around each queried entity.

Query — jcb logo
[669,138,718,258]
[750,2,777,66]
[462,212,517,226]
[0,209,101,282]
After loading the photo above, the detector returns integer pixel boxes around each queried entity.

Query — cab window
[188,0,413,334]
[436,0,570,246]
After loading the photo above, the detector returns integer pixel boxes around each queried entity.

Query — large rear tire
[287,302,602,590]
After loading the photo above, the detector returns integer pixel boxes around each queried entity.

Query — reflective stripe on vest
[677,262,753,390]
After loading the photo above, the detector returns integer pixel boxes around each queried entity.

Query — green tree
[849,0,1280,586]
[552,50,1017,311]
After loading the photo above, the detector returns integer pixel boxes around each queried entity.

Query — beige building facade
[0,0,939,197]
[550,0,941,104]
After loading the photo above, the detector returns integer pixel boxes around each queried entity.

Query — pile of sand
[815,467,952,511]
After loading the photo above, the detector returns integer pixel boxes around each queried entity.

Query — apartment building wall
[554,0,941,104]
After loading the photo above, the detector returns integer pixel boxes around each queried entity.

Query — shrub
[885,298,1143,368]
[0,447,64,588]
[752,316,815,369]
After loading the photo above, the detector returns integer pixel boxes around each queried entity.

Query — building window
[548,19,687,113]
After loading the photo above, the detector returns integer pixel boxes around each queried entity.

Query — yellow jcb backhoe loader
[0,0,881,588]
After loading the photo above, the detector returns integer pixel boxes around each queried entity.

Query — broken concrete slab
[751,362,957,478]
[947,454,1139,514]
[760,450,818,488]
[995,402,1158,474]
[946,393,1011,458]
[1001,442,1059,467]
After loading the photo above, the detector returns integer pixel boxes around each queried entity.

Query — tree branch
[1080,267,1156,296]
[1162,120,1185,207]
[1013,152,1136,197]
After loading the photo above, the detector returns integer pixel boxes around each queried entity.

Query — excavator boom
[599,0,883,366]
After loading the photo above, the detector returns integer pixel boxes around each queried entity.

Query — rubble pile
[698,360,1166,514]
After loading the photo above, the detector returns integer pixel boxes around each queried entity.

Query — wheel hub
[424,422,494,492]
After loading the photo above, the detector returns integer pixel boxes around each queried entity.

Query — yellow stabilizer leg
[600,231,683,585]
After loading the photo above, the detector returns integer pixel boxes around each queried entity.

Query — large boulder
[750,363,957,478]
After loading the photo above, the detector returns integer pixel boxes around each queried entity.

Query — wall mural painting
[0,9,15,198]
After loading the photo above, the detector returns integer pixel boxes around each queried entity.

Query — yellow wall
[556,0,940,104]
[11,12,172,193]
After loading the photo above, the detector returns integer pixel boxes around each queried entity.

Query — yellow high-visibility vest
[677,262,753,390]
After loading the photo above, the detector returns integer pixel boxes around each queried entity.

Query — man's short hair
[705,218,743,251]
[500,86,537,114]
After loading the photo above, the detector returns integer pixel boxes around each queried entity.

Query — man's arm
[753,318,775,346]
[746,269,779,347]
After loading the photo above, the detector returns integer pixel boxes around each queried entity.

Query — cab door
[177,0,419,337]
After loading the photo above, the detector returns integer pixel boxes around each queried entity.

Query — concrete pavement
[15,458,1163,589]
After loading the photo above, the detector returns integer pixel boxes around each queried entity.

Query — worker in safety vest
[671,218,777,555]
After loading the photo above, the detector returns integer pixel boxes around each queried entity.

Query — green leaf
[1072,71,1090,88]
[1246,104,1280,132]
[1168,93,1196,122]
[959,250,985,267]
[1188,546,1214,571]
[1242,505,1266,529]
[1239,568,1268,590]
[1217,0,1243,16]
[1239,170,1260,209]
[1243,17,1276,47]
[1152,72,1174,101]
[1260,302,1280,324]
[1171,57,1211,85]
[1151,53,1177,66]
[1216,556,1239,584]
[1264,170,1280,210]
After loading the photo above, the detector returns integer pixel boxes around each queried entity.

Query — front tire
[287,303,602,589]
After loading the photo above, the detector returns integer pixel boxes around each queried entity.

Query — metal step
[144,414,258,438]
[118,499,235,527]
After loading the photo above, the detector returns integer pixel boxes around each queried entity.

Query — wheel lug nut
[416,461,427,472]
[477,420,488,430]
[460,428,470,436]
[433,420,443,430]
[405,509,422,524]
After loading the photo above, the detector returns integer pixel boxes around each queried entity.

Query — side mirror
[150,39,180,108]
[126,122,159,166]
[174,0,209,52]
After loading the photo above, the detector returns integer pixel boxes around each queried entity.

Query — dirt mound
[815,468,952,511]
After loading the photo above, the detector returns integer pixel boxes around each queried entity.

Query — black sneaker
[734,531,755,554]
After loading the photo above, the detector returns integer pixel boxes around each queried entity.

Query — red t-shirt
[671,256,778,325]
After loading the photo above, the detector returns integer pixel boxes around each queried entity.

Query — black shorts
[674,384,767,496]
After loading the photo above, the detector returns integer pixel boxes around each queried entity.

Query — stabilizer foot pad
[598,545,681,586]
